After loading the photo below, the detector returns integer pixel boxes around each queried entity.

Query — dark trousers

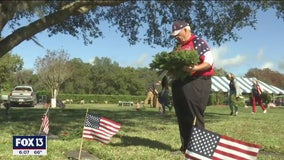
[171,77,211,152]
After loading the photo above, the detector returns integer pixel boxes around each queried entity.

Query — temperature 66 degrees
[34,150,42,154]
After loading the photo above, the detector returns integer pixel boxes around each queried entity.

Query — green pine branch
[150,50,200,79]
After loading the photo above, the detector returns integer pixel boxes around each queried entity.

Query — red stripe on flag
[83,131,110,141]
[83,128,110,138]
[214,149,250,160]
[221,135,261,148]
[41,114,49,134]
[184,153,201,160]
[101,117,122,128]
[211,157,222,160]
[218,141,259,157]
[99,122,120,134]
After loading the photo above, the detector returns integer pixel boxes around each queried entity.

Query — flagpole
[78,108,89,160]
[38,106,50,136]
[193,116,196,126]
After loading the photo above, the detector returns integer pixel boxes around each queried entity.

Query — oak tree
[1,1,283,57]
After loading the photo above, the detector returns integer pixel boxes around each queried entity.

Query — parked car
[9,86,37,107]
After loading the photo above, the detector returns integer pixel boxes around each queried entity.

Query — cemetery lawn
[0,104,283,160]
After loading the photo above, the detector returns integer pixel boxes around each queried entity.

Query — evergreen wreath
[149,49,200,79]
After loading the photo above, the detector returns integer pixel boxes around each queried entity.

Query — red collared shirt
[180,34,214,76]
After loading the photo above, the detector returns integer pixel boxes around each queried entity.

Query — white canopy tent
[211,76,284,95]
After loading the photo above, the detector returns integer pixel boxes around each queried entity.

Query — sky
[6,9,284,77]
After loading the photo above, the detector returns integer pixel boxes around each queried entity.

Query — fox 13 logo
[13,136,47,156]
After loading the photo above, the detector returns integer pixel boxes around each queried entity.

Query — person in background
[144,87,154,107]
[226,73,242,116]
[170,20,214,154]
[158,75,171,115]
[251,79,267,114]
[152,81,161,108]
[144,81,161,108]
[135,100,141,110]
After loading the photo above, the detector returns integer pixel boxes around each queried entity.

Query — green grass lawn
[0,104,283,160]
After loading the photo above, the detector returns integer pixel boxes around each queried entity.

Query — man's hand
[183,65,196,73]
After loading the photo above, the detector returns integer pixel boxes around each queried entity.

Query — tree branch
[0,0,125,57]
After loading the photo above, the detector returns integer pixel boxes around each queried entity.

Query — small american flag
[185,127,261,160]
[41,113,49,135]
[83,114,122,144]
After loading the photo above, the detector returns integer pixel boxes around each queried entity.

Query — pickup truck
[9,86,37,107]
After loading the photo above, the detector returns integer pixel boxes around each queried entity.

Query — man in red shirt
[170,20,214,154]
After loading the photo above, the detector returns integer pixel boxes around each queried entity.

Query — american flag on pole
[185,127,261,160]
[83,114,122,144]
[41,113,49,135]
